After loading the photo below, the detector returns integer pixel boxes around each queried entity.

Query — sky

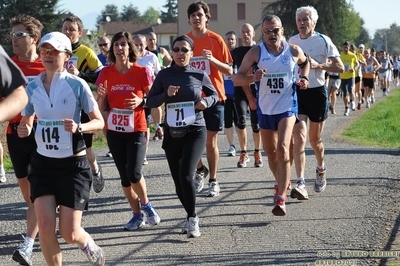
[58,0,399,37]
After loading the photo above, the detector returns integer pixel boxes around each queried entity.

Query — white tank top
[257,41,297,115]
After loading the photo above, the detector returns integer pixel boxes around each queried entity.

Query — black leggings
[163,126,206,218]
[107,130,147,187]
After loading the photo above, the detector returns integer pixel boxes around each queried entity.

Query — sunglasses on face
[172,47,190,53]
[262,28,281,35]
[39,48,65,56]
[10,31,33,39]
[98,43,109,47]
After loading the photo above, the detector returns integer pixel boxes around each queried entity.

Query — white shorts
[378,71,390,81]
[328,78,341,89]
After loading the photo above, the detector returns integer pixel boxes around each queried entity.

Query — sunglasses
[262,28,281,35]
[10,31,33,39]
[172,47,190,53]
[39,48,65,56]
[98,43,109,47]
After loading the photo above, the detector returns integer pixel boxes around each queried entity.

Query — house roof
[99,22,177,35]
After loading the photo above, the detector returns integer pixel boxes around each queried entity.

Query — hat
[359,44,365,48]
[39,32,72,55]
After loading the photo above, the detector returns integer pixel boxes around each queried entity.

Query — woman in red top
[96,31,161,231]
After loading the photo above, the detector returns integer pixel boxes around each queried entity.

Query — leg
[293,115,308,180]
[17,178,39,240]
[308,121,326,167]
[206,130,219,180]
[34,195,61,266]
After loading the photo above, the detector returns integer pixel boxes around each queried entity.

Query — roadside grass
[342,88,400,148]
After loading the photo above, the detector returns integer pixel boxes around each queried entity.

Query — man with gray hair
[288,6,344,199]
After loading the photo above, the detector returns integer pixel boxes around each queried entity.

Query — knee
[59,228,81,244]
[236,115,246,130]
[251,123,260,133]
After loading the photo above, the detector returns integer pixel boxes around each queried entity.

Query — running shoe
[187,216,201,238]
[228,145,236,157]
[254,151,263,167]
[92,165,105,193]
[80,235,105,266]
[366,101,371,108]
[314,166,327,192]
[153,128,163,140]
[350,101,356,111]
[181,219,188,234]
[344,108,350,116]
[0,167,6,183]
[143,157,149,165]
[12,239,32,266]
[290,180,309,200]
[206,180,220,197]
[194,166,208,193]
[237,152,250,168]
[141,202,161,225]
[123,213,145,231]
[371,95,375,103]
[105,150,112,157]
[357,103,361,110]
[272,195,286,216]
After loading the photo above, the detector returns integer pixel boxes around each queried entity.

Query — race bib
[36,119,71,152]
[107,108,134,132]
[65,56,78,69]
[344,64,350,72]
[263,72,289,94]
[166,101,196,127]
[365,64,374,73]
[190,56,211,75]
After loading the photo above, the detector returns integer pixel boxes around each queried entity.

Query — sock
[318,165,326,170]
[209,178,217,183]
[241,150,247,154]
[79,233,90,249]
[197,165,205,172]
[24,236,35,250]
[141,200,149,206]
[254,149,260,153]
[155,123,160,130]
[297,177,305,183]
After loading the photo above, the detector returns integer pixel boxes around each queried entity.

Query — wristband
[300,76,309,81]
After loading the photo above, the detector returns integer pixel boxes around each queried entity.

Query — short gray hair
[296,6,319,23]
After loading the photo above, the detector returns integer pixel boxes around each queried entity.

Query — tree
[96,4,120,29]
[160,0,177,23]
[120,4,142,23]
[142,7,160,24]
[0,0,66,55]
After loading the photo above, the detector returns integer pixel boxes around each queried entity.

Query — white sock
[24,236,35,249]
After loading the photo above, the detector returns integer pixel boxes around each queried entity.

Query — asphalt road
[1,85,400,266]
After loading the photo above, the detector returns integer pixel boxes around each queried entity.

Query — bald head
[147,32,157,50]
[97,35,111,54]
[240,23,255,46]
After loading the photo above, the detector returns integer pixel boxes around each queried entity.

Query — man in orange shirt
[186,1,233,197]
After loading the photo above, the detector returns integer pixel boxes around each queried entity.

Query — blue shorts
[340,78,354,97]
[258,111,298,131]
[204,101,224,132]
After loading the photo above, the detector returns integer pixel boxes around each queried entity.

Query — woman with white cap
[17,31,105,266]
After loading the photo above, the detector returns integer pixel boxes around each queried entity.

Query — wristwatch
[75,124,83,134]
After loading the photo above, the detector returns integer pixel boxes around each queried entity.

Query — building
[99,22,178,50]
[177,0,276,44]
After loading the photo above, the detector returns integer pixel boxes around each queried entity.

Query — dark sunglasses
[172,47,190,53]
[98,43,109,47]
[262,28,281,35]
[40,48,65,56]
[10,31,33,39]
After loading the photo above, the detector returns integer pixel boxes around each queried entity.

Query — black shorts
[297,85,328,122]
[7,133,37,178]
[28,153,92,210]
[355,76,361,83]
[362,78,374,88]
[203,101,224,132]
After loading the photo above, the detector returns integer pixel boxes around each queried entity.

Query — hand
[307,54,319,69]
[202,49,214,61]
[97,80,108,98]
[17,122,30,138]
[248,96,257,110]
[254,69,266,82]
[195,100,207,110]
[124,92,142,110]
[66,64,80,76]
[297,78,309,90]
[167,85,180,97]
[62,118,77,133]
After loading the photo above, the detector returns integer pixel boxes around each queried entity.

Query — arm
[231,46,260,87]
[160,47,172,68]
[0,86,28,122]
[291,44,310,89]
[146,71,171,109]
[309,55,344,73]
[197,74,219,110]
[17,115,35,138]
[203,49,233,76]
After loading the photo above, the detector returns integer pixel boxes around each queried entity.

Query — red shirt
[96,63,151,133]
[8,56,44,134]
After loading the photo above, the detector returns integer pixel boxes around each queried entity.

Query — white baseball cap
[359,44,365,48]
[39,32,73,55]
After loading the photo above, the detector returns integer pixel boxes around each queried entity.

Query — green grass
[342,88,400,148]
